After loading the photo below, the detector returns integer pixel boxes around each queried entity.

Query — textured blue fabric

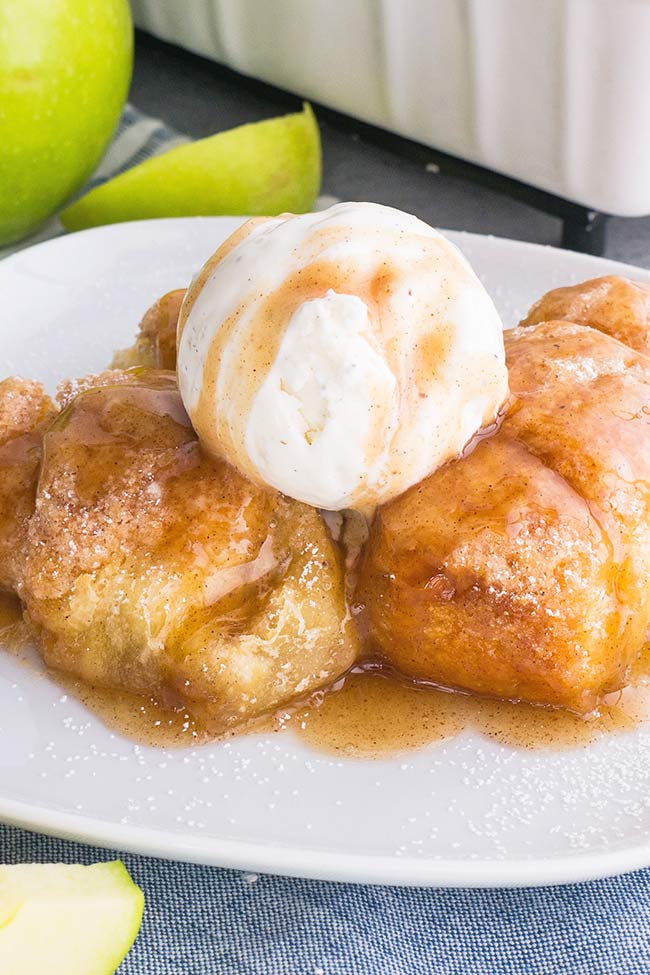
[0,824,647,975]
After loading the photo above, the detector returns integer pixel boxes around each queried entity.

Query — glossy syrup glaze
[5,578,646,756]
[2,372,649,756]
[0,591,23,633]
[0,592,35,655]
[283,662,650,757]
[3,291,650,756]
[19,651,650,756]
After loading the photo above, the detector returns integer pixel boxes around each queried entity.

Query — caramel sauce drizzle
[4,276,650,758]
[3,617,647,758]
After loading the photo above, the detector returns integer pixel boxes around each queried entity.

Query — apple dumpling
[14,370,358,730]
[112,289,186,371]
[357,314,650,713]
[0,378,55,593]
[520,274,650,358]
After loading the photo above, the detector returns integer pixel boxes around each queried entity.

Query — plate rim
[4,214,650,283]
[3,794,650,889]
[3,215,650,889]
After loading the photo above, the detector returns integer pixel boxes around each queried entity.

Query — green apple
[0,0,133,245]
[61,103,321,231]
[0,861,144,975]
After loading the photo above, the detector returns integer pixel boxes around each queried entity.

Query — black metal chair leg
[561,211,609,256]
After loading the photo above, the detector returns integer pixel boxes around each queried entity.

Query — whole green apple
[0,0,133,245]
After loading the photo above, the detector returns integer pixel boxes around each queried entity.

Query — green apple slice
[0,861,144,975]
[61,103,321,231]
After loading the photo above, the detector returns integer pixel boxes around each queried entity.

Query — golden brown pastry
[112,289,185,370]
[17,370,358,729]
[520,275,650,357]
[357,319,650,713]
[5,270,650,731]
[0,378,55,592]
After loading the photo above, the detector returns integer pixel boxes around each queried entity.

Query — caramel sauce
[3,286,650,758]
[1,578,648,755]
[6,647,647,756]
[274,657,650,757]
[0,592,33,653]
[45,673,281,750]
[0,592,23,634]
[52,677,213,749]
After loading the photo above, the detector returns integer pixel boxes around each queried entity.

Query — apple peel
[61,103,321,231]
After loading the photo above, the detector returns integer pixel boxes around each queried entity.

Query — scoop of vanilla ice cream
[177,201,508,510]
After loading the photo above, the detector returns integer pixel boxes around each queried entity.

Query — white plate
[2,217,650,889]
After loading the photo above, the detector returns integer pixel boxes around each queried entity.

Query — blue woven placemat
[1,824,648,974]
[2,105,649,975]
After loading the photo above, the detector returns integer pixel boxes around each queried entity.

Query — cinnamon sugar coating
[17,370,358,729]
[0,378,55,591]
[358,317,650,713]
[520,275,650,357]
[112,289,185,371]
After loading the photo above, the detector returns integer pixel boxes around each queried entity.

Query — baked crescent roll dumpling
[17,370,358,730]
[0,378,54,592]
[520,275,650,357]
[112,289,185,371]
[357,320,650,713]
